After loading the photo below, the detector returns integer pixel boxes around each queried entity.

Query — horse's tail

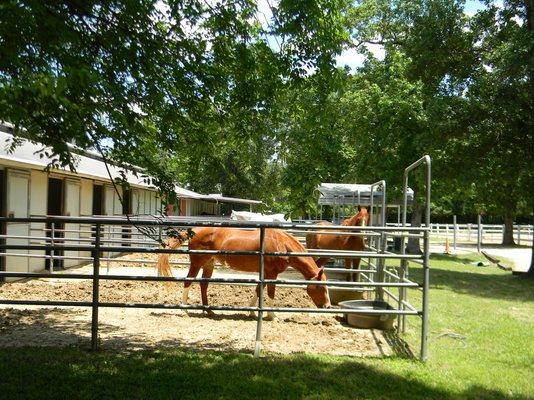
[156,233,188,278]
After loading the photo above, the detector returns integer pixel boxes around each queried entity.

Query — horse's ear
[317,268,324,280]
[357,205,361,211]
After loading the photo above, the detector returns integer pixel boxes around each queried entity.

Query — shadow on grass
[382,330,415,359]
[0,346,529,400]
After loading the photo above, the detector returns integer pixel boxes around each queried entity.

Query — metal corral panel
[317,183,414,206]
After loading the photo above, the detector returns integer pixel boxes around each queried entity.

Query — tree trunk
[502,213,516,245]
[407,200,423,254]
[527,220,534,277]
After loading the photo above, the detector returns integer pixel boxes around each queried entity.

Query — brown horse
[157,227,331,319]
[305,207,369,276]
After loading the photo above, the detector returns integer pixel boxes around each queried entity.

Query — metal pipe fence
[0,157,432,360]
[0,215,430,360]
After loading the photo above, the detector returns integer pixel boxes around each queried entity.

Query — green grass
[1,253,533,399]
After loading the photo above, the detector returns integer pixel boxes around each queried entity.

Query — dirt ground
[0,254,394,357]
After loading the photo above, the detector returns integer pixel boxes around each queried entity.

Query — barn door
[63,179,80,268]
[6,170,30,277]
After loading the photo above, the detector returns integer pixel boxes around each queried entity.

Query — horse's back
[306,221,333,249]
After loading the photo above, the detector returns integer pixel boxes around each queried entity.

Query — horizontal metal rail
[0,271,420,287]
[0,252,189,267]
[0,244,424,260]
[0,299,420,316]
[287,230,382,237]
[0,216,430,231]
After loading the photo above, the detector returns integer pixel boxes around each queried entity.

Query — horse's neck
[292,257,320,280]
[279,232,320,280]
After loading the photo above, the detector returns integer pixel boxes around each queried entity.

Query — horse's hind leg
[200,264,215,316]
[264,283,277,321]
[248,288,259,318]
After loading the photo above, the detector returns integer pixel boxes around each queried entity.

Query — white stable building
[0,125,261,276]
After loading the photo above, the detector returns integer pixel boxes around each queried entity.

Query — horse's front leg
[344,258,355,282]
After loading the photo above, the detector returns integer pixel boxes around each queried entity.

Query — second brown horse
[306,207,369,275]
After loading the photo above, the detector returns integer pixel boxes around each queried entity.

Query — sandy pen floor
[0,254,396,357]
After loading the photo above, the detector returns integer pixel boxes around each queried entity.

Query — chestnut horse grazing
[157,227,331,319]
[306,207,369,276]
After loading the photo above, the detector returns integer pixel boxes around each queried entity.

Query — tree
[0,0,352,204]
[461,0,534,245]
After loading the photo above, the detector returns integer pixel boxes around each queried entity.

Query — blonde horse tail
[156,237,184,292]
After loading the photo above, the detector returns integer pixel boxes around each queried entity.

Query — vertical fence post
[421,227,430,361]
[453,215,457,249]
[502,224,506,244]
[477,214,482,253]
[254,226,266,358]
[517,224,521,245]
[91,223,101,351]
[50,222,55,273]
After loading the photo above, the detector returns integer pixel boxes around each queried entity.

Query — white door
[64,179,80,268]
[6,170,30,277]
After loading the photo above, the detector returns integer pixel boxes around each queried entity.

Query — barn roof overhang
[0,128,154,189]
[0,123,263,205]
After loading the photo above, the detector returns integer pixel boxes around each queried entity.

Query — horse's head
[354,206,369,227]
[164,228,194,248]
[306,268,331,308]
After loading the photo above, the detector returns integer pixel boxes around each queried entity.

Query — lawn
[1,253,533,399]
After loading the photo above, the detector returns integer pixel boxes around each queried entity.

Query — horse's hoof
[264,313,277,321]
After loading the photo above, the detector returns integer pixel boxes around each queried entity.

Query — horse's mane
[278,229,306,252]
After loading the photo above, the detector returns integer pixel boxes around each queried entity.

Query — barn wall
[28,170,47,272]
[1,157,161,277]
[5,169,30,277]
[79,178,93,260]
[64,178,81,268]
